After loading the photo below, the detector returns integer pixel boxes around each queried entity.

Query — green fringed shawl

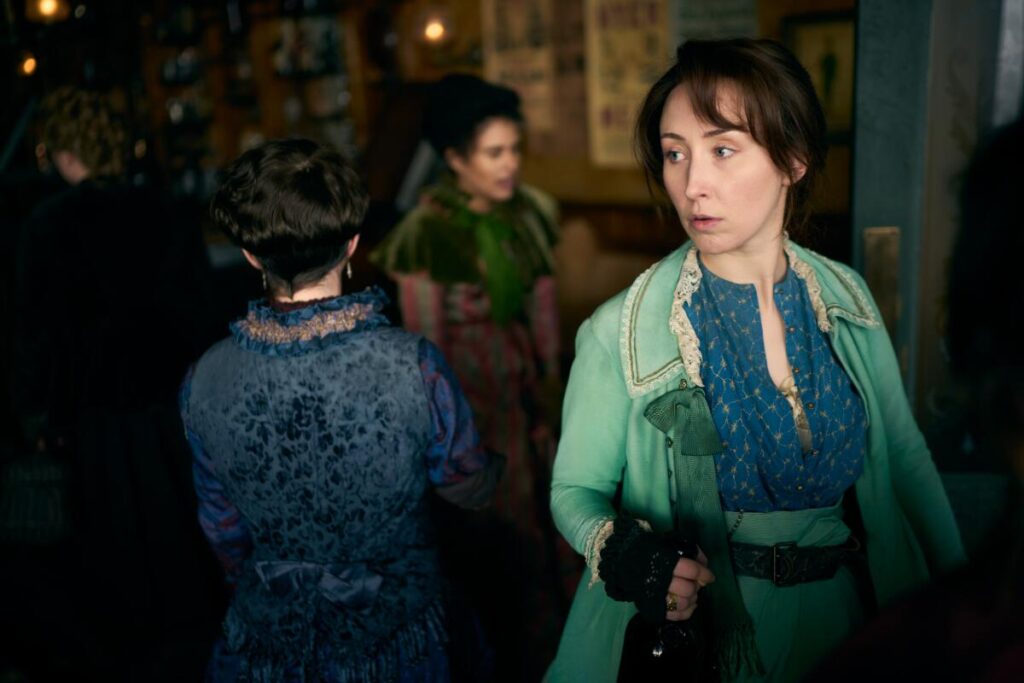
[369,178,558,325]
[644,385,765,679]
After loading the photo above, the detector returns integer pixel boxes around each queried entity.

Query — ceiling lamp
[423,18,446,43]
[26,0,71,23]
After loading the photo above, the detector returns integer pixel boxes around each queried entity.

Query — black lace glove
[598,516,700,623]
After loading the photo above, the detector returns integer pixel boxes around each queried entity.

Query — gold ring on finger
[666,593,678,611]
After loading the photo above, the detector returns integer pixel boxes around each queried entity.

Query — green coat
[547,241,966,681]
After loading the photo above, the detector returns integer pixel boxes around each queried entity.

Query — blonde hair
[40,86,127,178]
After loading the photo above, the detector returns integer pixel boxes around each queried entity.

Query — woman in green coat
[547,39,965,682]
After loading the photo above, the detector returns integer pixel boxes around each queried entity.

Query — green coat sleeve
[865,308,966,573]
[550,316,631,567]
[846,267,967,574]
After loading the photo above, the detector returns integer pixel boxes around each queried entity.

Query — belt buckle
[771,541,798,587]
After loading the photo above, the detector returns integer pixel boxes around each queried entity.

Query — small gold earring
[261,271,267,289]
[345,261,353,279]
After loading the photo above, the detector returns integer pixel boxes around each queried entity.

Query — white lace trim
[585,518,615,587]
[789,243,880,329]
[786,243,832,333]
[586,517,653,587]
[622,244,877,398]
[621,260,685,397]
[668,248,704,388]
[821,257,881,328]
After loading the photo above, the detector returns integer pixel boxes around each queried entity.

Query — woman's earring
[345,261,353,279]
[261,271,267,290]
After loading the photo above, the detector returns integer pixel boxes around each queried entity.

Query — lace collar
[231,286,391,356]
[668,242,832,389]
[620,241,878,398]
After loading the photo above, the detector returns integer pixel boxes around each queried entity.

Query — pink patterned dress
[372,180,576,679]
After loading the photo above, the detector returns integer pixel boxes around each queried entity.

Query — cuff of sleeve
[585,516,652,588]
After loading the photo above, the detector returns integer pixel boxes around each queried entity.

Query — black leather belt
[730,535,861,587]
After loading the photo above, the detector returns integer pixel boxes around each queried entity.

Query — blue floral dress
[687,257,868,512]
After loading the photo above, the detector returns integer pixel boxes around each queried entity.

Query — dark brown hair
[635,39,827,234]
[211,138,368,294]
[423,73,523,158]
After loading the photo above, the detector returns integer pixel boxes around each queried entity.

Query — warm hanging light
[20,53,37,76]
[26,0,70,23]
[423,18,446,42]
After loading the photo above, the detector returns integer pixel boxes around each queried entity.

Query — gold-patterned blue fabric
[685,257,867,512]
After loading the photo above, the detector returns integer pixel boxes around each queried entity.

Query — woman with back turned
[547,39,965,682]
[180,138,502,682]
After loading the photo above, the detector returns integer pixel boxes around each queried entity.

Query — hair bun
[423,73,522,154]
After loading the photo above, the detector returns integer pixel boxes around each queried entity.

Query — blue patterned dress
[179,288,496,682]
[686,257,868,511]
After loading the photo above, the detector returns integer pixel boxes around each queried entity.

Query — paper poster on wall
[545,2,587,155]
[671,0,757,45]
[482,0,557,133]
[585,0,669,168]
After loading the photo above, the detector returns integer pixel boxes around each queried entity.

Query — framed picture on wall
[783,12,855,142]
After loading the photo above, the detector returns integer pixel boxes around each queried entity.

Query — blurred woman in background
[371,74,572,680]
[7,86,221,682]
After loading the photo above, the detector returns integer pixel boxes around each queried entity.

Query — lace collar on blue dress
[230,286,391,356]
